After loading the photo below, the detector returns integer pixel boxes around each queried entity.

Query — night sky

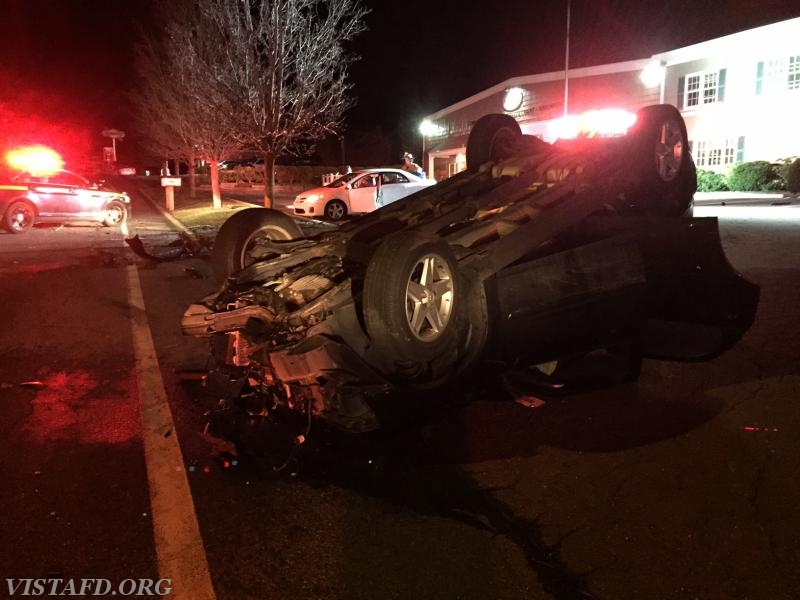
[1,0,799,163]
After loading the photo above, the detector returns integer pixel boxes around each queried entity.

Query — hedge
[726,161,781,192]
[696,169,728,192]
[783,158,800,194]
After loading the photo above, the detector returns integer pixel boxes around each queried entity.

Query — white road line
[126,265,216,599]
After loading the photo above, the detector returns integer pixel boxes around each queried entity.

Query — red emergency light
[5,145,64,176]
[551,109,637,140]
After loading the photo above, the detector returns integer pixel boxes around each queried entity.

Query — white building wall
[424,17,800,177]
[656,17,800,171]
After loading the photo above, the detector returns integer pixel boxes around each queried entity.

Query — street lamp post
[419,119,438,179]
[563,0,571,116]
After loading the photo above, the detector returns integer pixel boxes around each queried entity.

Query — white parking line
[126,265,216,599]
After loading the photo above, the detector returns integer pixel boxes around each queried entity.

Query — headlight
[302,194,321,203]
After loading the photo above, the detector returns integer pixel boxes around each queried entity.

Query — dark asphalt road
[1,190,799,599]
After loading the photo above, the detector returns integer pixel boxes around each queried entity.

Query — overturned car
[182,105,758,436]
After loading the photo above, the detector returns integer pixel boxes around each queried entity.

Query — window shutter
[755,61,764,95]
[677,76,685,108]
[718,68,727,102]
[736,136,745,163]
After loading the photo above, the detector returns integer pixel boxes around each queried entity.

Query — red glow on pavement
[6,145,64,175]
[22,370,141,445]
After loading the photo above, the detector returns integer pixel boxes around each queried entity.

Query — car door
[377,171,413,207]
[15,173,69,216]
[347,173,379,213]
[48,171,100,217]
[26,171,92,217]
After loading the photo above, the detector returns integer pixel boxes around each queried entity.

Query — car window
[352,175,376,188]
[326,172,359,188]
[12,172,37,183]
[48,171,88,186]
[381,172,409,185]
[13,170,88,186]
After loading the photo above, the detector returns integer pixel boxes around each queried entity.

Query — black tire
[324,200,347,221]
[211,208,303,284]
[3,200,36,233]
[363,232,467,382]
[466,113,522,171]
[102,200,127,227]
[627,104,695,216]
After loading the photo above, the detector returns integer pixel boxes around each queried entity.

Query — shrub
[726,161,781,192]
[696,169,728,192]
[784,158,800,194]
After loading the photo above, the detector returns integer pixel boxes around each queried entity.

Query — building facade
[421,17,800,181]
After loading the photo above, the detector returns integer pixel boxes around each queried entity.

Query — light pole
[563,0,571,116]
[419,119,438,179]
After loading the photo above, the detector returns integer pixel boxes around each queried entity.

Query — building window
[789,56,800,90]
[692,138,742,169]
[756,56,800,94]
[683,69,726,108]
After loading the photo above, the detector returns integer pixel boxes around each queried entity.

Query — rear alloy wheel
[363,232,467,382]
[211,208,304,284]
[4,201,35,233]
[324,200,347,221]
[628,104,695,216]
[102,200,127,226]
[466,113,522,171]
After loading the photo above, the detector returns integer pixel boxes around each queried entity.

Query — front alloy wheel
[103,200,127,226]
[405,253,454,342]
[324,200,347,221]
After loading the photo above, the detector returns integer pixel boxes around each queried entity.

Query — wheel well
[6,197,38,216]
[326,198,348,212]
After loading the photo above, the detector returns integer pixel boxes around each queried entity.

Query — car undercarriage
[181,105,759,444]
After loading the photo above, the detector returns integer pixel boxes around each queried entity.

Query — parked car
[1,169,130,233]
[289,168,437,220]
[182,105,758,443]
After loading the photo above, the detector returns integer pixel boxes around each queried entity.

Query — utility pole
[563,0,571,116]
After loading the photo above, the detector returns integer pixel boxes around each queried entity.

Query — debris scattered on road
[202,422,238,457]
[125,232,212,263]
[743,425,779,432]
[514,396,547,409]
[20,380,47,390]
[183,267,205,279]
[176,369,208,382]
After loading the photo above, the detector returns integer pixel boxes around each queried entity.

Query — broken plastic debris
[20,380,47,390]
[515,396,547,409]
[183,267,204,279]
[743,426,779,432]
[177,369,207,382]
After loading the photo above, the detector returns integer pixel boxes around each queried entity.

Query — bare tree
[201,0,369,206]
[133,2,243,207]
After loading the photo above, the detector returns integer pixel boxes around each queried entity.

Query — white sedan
[289,168,436,221]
